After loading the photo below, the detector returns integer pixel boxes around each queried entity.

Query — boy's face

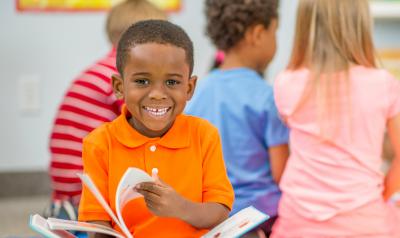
[113,43,197,138]
[259,18,278,72]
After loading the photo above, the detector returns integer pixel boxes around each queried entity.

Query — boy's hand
[135,173,186,218]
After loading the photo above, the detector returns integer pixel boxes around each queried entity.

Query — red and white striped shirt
[49,48,123,205]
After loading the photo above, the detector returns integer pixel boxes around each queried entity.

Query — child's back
[188,68,287,214]
[271,1,400,237]
[186,0,289,233]
[274,67,400,235]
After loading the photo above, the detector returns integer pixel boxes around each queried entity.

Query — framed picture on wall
[370,0,400,18]
[16,0,181,12]
[378,49,400,80]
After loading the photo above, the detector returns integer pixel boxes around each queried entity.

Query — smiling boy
[114,43,191,138]
[78,20,234,238]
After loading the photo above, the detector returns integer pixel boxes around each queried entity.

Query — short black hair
[116,19,194,76]
[205,0,278,51]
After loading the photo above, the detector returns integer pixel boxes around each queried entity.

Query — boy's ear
[246,24,265,46]
[186,75,198,100]
[112,74,124,99]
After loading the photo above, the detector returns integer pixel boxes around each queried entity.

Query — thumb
[151,168,162,185]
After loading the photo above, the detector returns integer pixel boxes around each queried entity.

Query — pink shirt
[274,66,400,222]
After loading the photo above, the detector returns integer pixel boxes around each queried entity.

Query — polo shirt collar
[111,105,190,149]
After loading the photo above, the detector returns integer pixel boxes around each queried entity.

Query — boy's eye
[166,79,180,86]
[134,79,149,85]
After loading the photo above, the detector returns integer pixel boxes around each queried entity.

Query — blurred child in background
[186,0,289,236]
[271,0,400,237]
[46,0,167,219]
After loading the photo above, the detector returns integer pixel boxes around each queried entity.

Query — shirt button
[149,145,156,152]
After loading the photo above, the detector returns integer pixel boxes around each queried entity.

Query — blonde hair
[288,0,376,139]
[106,0,167,46]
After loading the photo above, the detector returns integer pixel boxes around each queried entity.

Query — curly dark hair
[116,19,194,76]
[205,0,278,51]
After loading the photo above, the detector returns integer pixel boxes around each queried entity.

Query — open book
[30,167,269,238]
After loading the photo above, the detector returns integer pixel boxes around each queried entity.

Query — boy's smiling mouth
[143,106,172,117]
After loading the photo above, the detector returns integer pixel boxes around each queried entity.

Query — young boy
[47,0,167,218]
[78,20,234,238]
[185,0,289,235]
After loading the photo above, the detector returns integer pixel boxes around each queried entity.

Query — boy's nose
[148,85,167,100]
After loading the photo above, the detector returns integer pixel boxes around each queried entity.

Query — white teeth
[144,107,169,116]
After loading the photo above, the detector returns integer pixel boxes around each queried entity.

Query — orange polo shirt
[78,106,234,238]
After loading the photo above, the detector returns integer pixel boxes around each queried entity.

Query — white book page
[202,206,269,238]
[47,217,125,238]
[29,214,77,238]
[115,168,154,238]
[77,173,127,237]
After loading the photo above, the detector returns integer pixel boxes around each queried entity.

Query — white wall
[0,0,219,171]
[374,19,400,48]
[0,0,110,171]
[267,0,298,81]
[1,0,398,172]
[0,0,293,172]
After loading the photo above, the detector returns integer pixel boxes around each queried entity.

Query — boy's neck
[219,47,264,74]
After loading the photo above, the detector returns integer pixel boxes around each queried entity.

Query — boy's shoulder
[179,115,221,147]
[83,121,114,146]
[180,114,219,135]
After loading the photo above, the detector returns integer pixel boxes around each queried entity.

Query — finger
[137,182,163,195]
[138,189,161,204]
[144,199,160,216]
[152,168,158,180]
[143,198,156,212]
[143,195,163,211]
[136,187,161,200]
[144,197,161,211]
[152,174,169,187]
[152,170,165,186]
